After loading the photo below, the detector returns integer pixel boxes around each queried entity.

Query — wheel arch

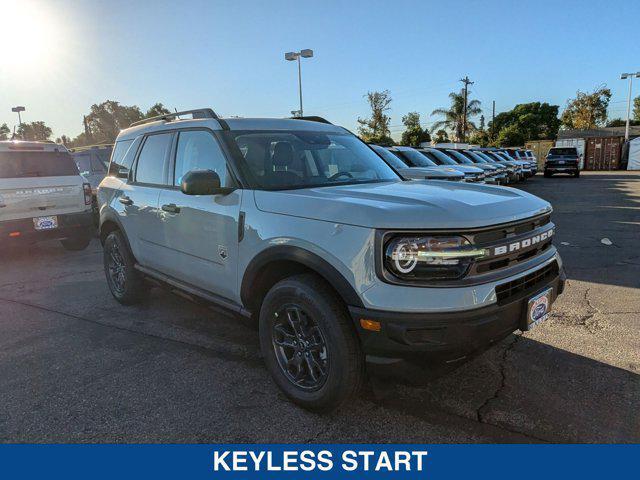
[241,246,364,315]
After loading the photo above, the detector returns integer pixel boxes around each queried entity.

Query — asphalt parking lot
[1,171,638,443]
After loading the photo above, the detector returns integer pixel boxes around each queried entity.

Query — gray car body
[368,144,464,181]
[98,117,560,316]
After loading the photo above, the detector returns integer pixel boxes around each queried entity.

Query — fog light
[360,319,381,332]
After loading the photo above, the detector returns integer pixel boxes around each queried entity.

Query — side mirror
[181,169,234,196]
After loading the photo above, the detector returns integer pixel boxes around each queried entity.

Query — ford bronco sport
[98,109,565,412]
[0,141,94,250]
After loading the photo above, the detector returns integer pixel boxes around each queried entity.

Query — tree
[145,103,171,118]
[488,102,560,143]
[357,90,393,144]
[0,123,10,141]
[84,100,144,144]
[431,90,481,141]
[468,130,490,147]
[399,111,430,146]
[560,85,611,129]
[606,118,640,127]
[495,124,525,147]
[634,96,640,122]
[433,129,450,143]
[55,135,71,145]
[17,121,52,141]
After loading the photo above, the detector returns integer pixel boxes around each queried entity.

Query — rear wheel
[259,273,364,412]
[103,230,146,305]
[544,170,552,178]
[574,170,580,178]
[61,235,92,251]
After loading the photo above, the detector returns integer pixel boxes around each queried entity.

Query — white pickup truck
[0,141,95,250]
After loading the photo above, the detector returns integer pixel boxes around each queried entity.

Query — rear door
[123,132,174,269]
[156,129,241,301]
[0,150,85,222]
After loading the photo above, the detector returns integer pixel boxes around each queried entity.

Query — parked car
[544,147,580,177]
[369,144,463,181]
[471,149,520,183]
[416,148,486,182]
[70,144,113,195]
[0,141,95,249]
[465,150,513,184]
[435,148,503,184]
[483,150,525,181]
[387,146,483,182]
[98,109,565,412]
[501,149,534,177]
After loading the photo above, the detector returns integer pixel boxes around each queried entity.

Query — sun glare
[0,0,58,72]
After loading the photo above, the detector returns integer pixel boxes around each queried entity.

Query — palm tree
[431,91,482,141]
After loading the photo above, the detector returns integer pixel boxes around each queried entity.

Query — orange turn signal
[9,232,20,237]
[360,319,381,332]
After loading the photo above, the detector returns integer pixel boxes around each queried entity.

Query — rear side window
[108,139,135,176]
[135,133,173,185]
[74,153,92,174]
[0,151,79,178]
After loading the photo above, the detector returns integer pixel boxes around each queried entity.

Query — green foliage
[634,96,640,122]
[560,85,611,129]
[366,135,395,146]
[400,111,430,146]
[433,129,450,143]
[488,102,560,145]
[431,90,481,141]
[0,123,10,141]
[495,124,525,147]
[17,121,52,141]
[468,130,491,147]
[146,103,171,118]
[357,90,392,142]
[606,117,640,127]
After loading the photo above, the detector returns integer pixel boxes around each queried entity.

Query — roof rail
[290,116,333,125]
[69,143,114,152]
[129,108,221,128]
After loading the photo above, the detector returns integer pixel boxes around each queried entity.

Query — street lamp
[620,72,640,141]
[11,106,25,126]
[285,49,313,117]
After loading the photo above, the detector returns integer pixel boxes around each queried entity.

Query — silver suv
[98,109,565,412]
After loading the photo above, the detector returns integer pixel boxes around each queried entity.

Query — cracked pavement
[1,172,638,443]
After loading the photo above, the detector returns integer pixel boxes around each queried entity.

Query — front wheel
[574,170,580,178]
[103,230,146,305]
[259,274,364,412]
[544,170,552,178]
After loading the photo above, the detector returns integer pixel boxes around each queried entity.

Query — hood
[474,164,498,171]
[399,167,463,180]
[254,180,552,229]
[447,165,484,174]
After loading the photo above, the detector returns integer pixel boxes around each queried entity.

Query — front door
[156,129,241,302]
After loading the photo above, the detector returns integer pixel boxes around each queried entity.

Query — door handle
[161,203,181,214]
[118,196,133,206]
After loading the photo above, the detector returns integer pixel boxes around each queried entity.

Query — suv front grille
[495,261,559,304]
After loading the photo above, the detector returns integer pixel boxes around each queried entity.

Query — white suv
[0,141,95,250]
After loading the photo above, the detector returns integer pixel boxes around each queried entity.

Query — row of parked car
[0,112,565,413]
[370,144,538,184]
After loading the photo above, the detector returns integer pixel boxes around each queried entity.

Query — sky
[0,0,639,140]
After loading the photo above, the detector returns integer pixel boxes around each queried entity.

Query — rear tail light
[83,183,92,205]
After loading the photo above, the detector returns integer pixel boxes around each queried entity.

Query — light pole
[285,49,313,117]
[621,72,640,141]
[12,106,25,126]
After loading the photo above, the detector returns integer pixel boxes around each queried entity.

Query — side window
[90,154,107,173]
[108,139,134,176]
[174,130,230,187]
[135,133,173,185]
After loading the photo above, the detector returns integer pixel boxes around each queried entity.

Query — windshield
[0,151,79,178]
[231,131,399,190]
[548,147,578,156]
[474,151,496,163]
[463,150,488,163]
[370,144,408,170]
[425,149,457,166]
[447,150,474,164]
[396,149,437,167]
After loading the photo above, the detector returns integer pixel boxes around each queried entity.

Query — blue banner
[0,444,636,479]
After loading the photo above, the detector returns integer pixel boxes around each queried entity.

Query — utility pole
[460,76,474,142]
[491,100,496,140]
[620,72,640,141]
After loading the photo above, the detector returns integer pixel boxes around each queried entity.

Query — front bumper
[0,211,94,244]
[349,264,565,367]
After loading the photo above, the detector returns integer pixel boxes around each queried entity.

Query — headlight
[384,235,487,281]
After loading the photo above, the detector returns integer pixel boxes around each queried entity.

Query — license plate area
[33,215,58,231]
[524,287,553,331]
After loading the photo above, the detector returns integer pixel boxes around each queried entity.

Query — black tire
[544,170,552,178]
[259,273,364,412]
[60,235,92,251]
[574,170,580,178]
[103,230,146,305]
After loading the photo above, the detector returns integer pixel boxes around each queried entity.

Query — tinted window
[135,133,172,184]
[74,153,92,174]
[90,154,107,173]
[174,130,230,186]
[369,144,408,170]
[0,151,79,178]
[447,150,473,164]
[394,149,436,167]
[232,131,398,189]
[108,139,134,176]
[425,149,457,166]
